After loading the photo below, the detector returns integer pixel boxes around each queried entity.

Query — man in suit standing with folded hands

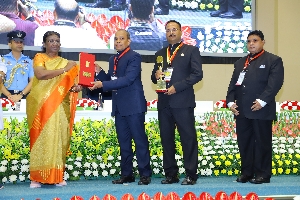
[151,20,203,185]
[91,29,152,185]
[226,30,284,184]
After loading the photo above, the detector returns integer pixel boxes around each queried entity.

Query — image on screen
[0,0,253,55]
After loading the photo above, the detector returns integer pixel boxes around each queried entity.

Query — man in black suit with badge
[151,20,203,185]
[226,30,284,184]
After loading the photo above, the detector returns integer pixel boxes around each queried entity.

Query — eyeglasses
[47,39,60,44]
[166,28,179,33]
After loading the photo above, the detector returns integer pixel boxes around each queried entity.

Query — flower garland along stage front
[0,111,299,183]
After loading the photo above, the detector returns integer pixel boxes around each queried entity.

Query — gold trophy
[156,56,167,92]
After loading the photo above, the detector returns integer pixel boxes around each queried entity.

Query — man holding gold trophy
[151,20,203,185]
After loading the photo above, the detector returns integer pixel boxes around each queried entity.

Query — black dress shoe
[161,176,179,184]
[109,4,126,11]
[236,175,253,183]
[85,0,111,8]
[210,10,224,17]
[112,176,135,184]
[219,12,243,19]
[249,177,270,184]
[138,176,151,185]
[154,7,169,15]
[181,176,197,185]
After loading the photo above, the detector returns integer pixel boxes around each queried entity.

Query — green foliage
[0,111,299,184]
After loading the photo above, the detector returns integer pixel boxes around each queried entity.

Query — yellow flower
[76,151,82,157]
[295,154,300,159]
[244,6,251,12]
[288,154,293,159]
[236,154,240,159]
[199,3,206,10]
[207,3,213,9]
[281,154,286,159]
[277,160,283,166]
[278,168,283,174]
[225,160,231,166]
[214,5,219,10]
[98,135,107,145]
[292,161,298,165]
[272,168,276,175]
[106,148,113,155]
[220,155,226,160]
[221,169,227,174]
[214,170,220,176]
[272,161,275,166]
[292,168,298,173]
[215,161,221,166]
[228,155,233,160]
[285,169,291,174]
[285,160,291,165]
[234,169,240,175]
[213,155,218,159]
[227,170,233,176]
[274,154,280,160]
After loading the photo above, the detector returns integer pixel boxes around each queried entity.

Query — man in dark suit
[91,29,151,185]
[226,30,284,184]
[210,0,243,19]
[151,20,203,185]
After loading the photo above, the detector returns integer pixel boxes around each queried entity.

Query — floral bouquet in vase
[214,100,229,111]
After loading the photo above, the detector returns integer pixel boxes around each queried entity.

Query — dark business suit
[86,71,112,102]
[226,51,284,179]
[102,48,151,177]
[151,42,203,180]
[218,0,243,15]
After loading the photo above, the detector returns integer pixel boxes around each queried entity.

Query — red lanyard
[167,42,183,67]
[244,49,265,70]
[113,47,130,74]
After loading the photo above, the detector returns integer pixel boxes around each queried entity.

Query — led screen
[0,0,254,55]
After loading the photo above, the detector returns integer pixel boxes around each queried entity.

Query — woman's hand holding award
[155,56,167,93]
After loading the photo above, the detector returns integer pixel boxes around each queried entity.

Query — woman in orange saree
[27,31,81,188]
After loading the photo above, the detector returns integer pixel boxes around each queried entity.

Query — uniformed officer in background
[0,30,34,103]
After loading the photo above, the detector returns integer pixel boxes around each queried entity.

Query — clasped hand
[8,94,22,103]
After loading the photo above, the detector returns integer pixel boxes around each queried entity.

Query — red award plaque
[79,52,95,87]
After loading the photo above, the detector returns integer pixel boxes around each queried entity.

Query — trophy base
[155,89,168,93]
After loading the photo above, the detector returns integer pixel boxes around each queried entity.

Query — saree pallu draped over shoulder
[27,53,78,184]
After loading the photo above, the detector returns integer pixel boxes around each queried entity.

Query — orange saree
[27,53,78,184]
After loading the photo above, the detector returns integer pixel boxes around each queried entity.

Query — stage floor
[1,175,299,200]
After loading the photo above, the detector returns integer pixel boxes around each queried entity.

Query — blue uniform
[2,52,34,92]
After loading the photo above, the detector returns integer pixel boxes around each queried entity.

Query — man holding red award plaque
[91,29,152,185]
[151,20,203,185]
